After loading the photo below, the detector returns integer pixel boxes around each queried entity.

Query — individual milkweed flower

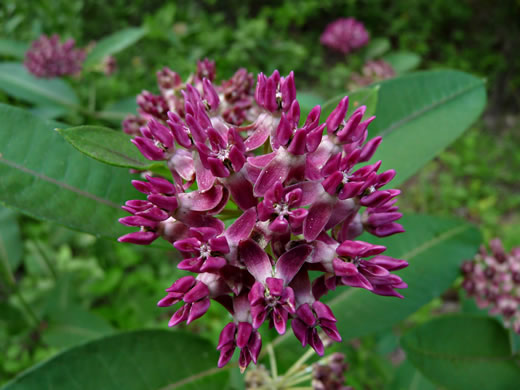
[24,34,86,78]
[320,18,370,55]
[119,64,407,371]
[462,239,520,333]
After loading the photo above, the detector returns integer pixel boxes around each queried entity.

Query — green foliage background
[0,0,519,388]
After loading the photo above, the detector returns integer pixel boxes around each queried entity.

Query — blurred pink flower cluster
[462,238,520,333]
[320,18,369,55]
[119,63,407,370]
[24,34,85,78]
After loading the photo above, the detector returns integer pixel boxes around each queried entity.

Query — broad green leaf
[42,307,114,349]
[321,85,379,122]
[0,103,140,239]
[0,205,23,271]
[383,52,421,74]
[98,96,138,123]
[1,330,231,390]
[30,105,67,120]
[370,70,486,186]
[298,91,325,124]
[85,27,146,67]
[271,215,481,361]
[0,39,28,59]
[401,315,520,390]
[0,62,78,108]
[58,126,151,169]
[389,360,436,390]
[364,38,391,60]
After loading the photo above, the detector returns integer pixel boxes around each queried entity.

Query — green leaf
[58,126,152,169]
[383,52,421,74]
[98,96,138,123]
[370,70,486,186]
[0,205,23,271]
[271,215,481,360]
[85,27,146,67]
[401,315,520,390]
[1,330,231,390]
[0,103,140,239]
[321,85,379,122]
[0,62,78,108]
[42,307,114,349]
[389,360,436,390]
[30,105,67,120]
[364,38,391,60]
[0,39,28,59]
[298,91,325,124]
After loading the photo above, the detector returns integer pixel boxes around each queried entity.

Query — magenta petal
[236,322,253,348]
[118,231,158,245]
[296,303,316,326]
[370,255,408,271]
[217,322,237,350]
[326,96,348,133]
[275,245,313,284]
[254,155,291,197]
[309,328,325,356]
[238,239,272,283]
[265,277,284,296]
[251,304,268,329]
[177,257,203,272]
[247,151,276,168]
[218,345,236,368]
[269,216,289,233]
[272,306,288,334]
[291,318,308,347]
[193,153,216,192]
[223,172,257,210]
[333,258,359,277]
[200,256,227,272]
[187,298,210,323]
[168,304,190,327]
[226,207,257,243]
[287,129,307,155]
[320,319,342,342]
[341,273,373,290]
[178,185,223,212]
[303,201,334,241]
[248,331,262,364]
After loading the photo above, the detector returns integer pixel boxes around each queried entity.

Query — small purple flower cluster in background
[462,238,520,333]
[24,34,86,78]
[349,60,396,89]
[320,18,369,55]
[313,352,352,390]
[119,63,407,371]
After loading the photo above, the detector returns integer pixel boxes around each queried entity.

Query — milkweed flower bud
[119,63,407,370]
[350,60,396,89]
[24,34,86,78]
[462,238,520,333]
[320,18,370,55]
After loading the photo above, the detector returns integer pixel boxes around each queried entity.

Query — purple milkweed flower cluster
[118,65,407,371]
[123,58,256,136]
[320,18,370,55]
[313,352,353,390]
[462,238,520,333]
[24,34,86,78]
[349,60,396,89]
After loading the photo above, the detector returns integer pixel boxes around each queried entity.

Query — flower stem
[267,343,278,380]
[283,347,315,378]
